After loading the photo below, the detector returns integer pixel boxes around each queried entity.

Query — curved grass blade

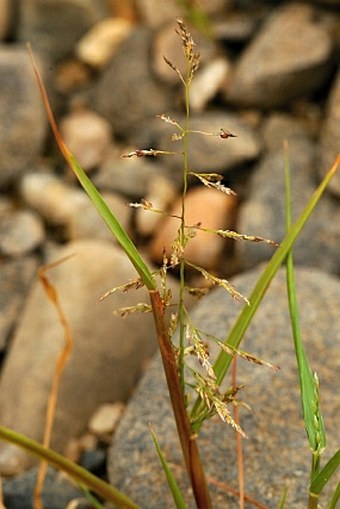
[284,143,326,455]
[327,482,340,509]
[191,153,339,427]
[276,486,288,509]
[150,425,188,509]
[28,46,155,292]
[309,450,340,497]
[0,426,140,509]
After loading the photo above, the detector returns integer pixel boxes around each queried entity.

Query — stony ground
[0,0,339,508]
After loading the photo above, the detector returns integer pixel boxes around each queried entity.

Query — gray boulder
[108,266,340,508]
[225,3,334,108]
[235,133,340,275]
[0,46,46,186]
[0,239,158,474]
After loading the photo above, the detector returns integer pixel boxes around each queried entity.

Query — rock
[213,11,261,44]
[88,402,125,436]
[148,187,238,270]
[75,17,133,69]
[0,208,45,257]
[154,112,262,177]
[20,172,78,226]
[94,146,176,198]
[189,57,231,113]
[135,0,183,29]
[17,0,109,62]
[0,46,47,186]
[89,27,168,141]
[2,467,83,509]
[65,191,131,243]
[0,257,38,350]
[318,70,340,197]
[225,3,334,108]
[0,0,11,40]
[60,108,113,171]
[0,239,159,474]
[20,172,131,242]
[108,266,340,508]
[235,136,340,275]
[260,112,313,152]
[135,175,177,237]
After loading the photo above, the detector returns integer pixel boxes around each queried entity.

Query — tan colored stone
[60,108,112,171]
[148,187,237,270]
[76,17,133,68]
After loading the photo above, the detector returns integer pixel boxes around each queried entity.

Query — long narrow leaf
[284,143,326,453]
[327,482,340,509]
[191,154,339,426]
[276,486,288,509]
[28,46,156,291]
[309,450,340,496]
[0,426,140,509]
[150,425,188,509]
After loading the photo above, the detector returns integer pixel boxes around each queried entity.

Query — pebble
[318,70,340,197]
[2,467,83,509]
[0,239,159,474]
[213,11,260,43]
[135,0,182,29]
[65,190,131,243]
[17,0,109,62]
[75,17,133,69]
[87,402,125,436]
[89,26,168,141]
[0,208,45,257]
[154,111,262,177]
[60,108,113,171]
[0,46,47,186]
[20,172,131,242]
[189,56,231,112]
[148,186,237,270]
[108,266,340,508]
[0,257,38,350]
[94,146,176,198]
[20,172,77,226]
[235,136,340,275]
[135,175,178,237]
[225,3,335,108]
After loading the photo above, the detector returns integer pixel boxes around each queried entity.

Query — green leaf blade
[150,425,188,509]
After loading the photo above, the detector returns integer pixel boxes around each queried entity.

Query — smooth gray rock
[153,111,262,177]
[318,70,340,197]
[17,0,108,62]
[0,257,39,351]
[90,27,168,142]
[225,3,334,108]
[2,467,84,509]
[235,136,340,275]
[0,208,45,257]
[108,266,340,508]
[0,45,46,186]
[0,239,158,474]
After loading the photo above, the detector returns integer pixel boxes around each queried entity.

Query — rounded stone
[0,209,45,257]
[225,3,334,108]
[60,108,112,171]
[108,266,340,508]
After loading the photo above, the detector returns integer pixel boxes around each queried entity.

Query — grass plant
[0,18,339,509]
